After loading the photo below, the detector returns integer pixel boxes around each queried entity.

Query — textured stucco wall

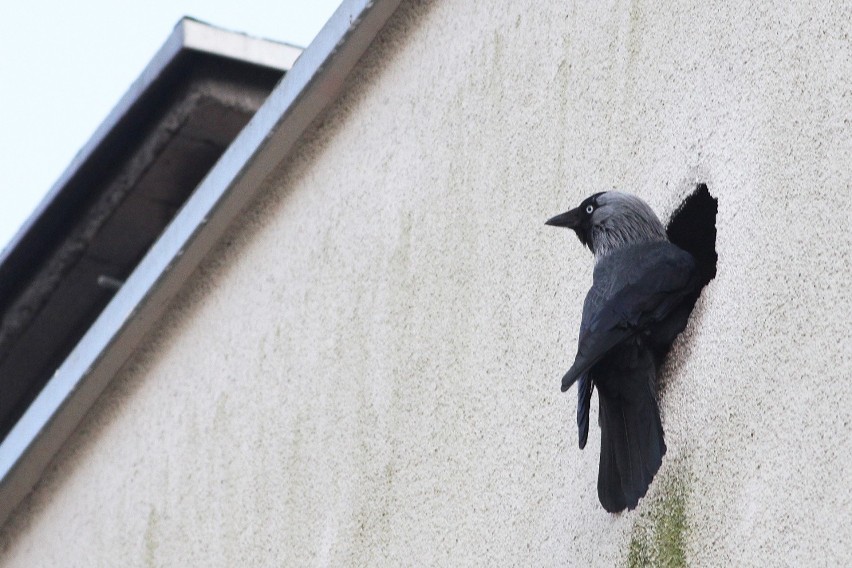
[1,0,850,565]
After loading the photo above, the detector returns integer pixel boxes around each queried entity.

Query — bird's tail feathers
[596,385,666,513]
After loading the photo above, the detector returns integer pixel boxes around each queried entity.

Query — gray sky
[0,0,341,252]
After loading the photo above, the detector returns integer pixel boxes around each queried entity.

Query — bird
[546,191,701,513]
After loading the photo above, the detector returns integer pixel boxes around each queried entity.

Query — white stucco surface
[1,1,850,565]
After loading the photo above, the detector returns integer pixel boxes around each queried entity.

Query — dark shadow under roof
[0,19,300,442]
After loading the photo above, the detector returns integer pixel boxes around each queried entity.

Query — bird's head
[546,191,667,258]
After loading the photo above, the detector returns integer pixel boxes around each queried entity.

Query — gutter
[0,0,402,527]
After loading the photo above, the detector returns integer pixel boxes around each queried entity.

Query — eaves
[0,0,402,528]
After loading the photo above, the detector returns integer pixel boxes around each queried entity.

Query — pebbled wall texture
[1,0,850,565]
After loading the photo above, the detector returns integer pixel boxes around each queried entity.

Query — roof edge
[0,0,402,528]
[179,18,302,71]
[0,18,298,270]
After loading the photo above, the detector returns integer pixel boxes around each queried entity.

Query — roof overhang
[0,20,299,443]
[0,0,402,527]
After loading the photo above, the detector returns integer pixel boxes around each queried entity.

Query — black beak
[545,208,582,229]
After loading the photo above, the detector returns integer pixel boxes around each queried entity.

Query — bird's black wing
[561,247,698,393]
[576,372,594,449]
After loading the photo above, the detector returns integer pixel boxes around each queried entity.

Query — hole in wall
[666,183,718,292]
[655,184,717,397]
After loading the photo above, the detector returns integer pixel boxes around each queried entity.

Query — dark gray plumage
[546,191,700,513]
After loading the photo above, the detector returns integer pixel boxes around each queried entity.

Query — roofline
[0,0,401,527]
[0,18,301,269]
[180,18,302,69]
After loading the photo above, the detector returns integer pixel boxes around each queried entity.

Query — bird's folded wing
[577,372,594,449]
[561,250,697,392]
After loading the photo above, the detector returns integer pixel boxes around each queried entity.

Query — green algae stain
[627,520,653,567]
[144,506,160,568]
[627,468,690,568]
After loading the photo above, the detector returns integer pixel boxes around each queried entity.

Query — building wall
[1,0,850,565]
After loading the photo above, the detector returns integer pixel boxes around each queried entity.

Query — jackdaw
[546,191,700,512]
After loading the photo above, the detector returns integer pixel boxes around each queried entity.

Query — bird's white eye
[585,205,594,214]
